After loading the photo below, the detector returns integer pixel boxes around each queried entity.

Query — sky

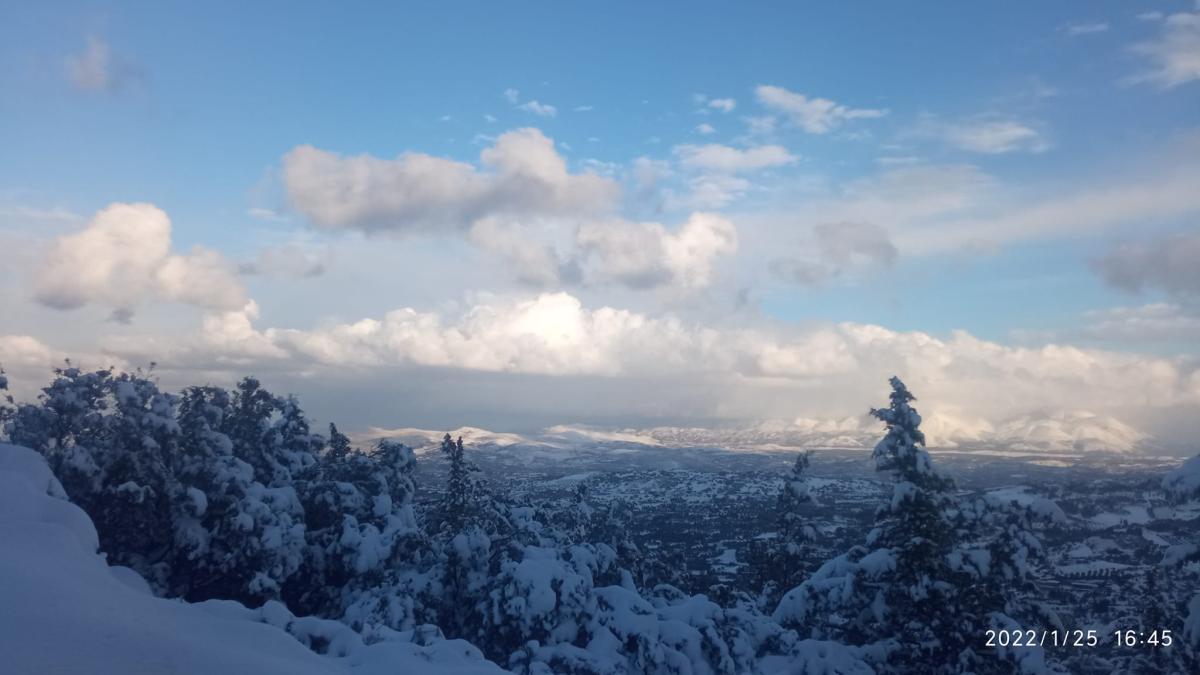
[1,1,1199,449]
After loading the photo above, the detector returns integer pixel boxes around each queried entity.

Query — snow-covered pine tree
[327,422,352,461]
[101,370,181,578]
[750,451,818,606]
[1119,567,1198,674]
[0,365,11,418]
[434,434,509,644]
[171,383,308,604]
[774,377,1053,674]
[6,365,182,581]
[302,438,430,629]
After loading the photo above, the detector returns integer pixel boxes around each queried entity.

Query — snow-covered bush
[747,451,818,606]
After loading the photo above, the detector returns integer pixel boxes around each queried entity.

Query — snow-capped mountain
[355,409,1157,458]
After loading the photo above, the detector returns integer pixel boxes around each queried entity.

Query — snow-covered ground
[0,443,508,675]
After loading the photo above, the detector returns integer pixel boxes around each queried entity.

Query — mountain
[354,410,1157,459]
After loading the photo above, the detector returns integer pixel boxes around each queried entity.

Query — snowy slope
[0,443,508,675]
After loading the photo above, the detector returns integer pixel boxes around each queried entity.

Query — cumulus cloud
[282,128,619,232]
[34,202,246,320]
[1129,7,1200,87]
[1091,230,1200,299]
[575,212,738,291]
[771,222,898,286]
[64,36,138,93]
[105,292,1200,435]
[755,85,887,134]
[912,115,1050,154]
[695,123,716,135]
[673,143,796,172]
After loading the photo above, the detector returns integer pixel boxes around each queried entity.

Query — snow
[1161,543,1199,566]
[1187,593,1200,650]
[985,486,1068,524]
[765,639,876,674]
[1089,506,1152,527]
[0,443,508,675]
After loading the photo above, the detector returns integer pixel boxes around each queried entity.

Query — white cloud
[1064,21,1109,36]
[1129,8,1200,87]
[755,85,887,134]
[947,120,1046,154]
[0,335,55,370]
[282,128,619,232]
[695,123,716,135]
[199,301,290,362]
[708,98,736,113]
[913,116,1049,154]
[673,143,796,172]
[517,100,558,117]
[0,334,129,401]
[504,88,557,117]
[573,105,594,112]
[1082,303,1200,341]
[33,202,246,319]
[107,292,1200,435]
[238,243,330,279]
[576,212,738,291]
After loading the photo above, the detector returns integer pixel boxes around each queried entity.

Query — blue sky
[1,1,1199,446]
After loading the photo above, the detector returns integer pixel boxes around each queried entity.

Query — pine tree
[775,377,1053,674]
[751,451,818,605]
[327,422,351,460]
[6,365,181,582]
[170,383,308,604]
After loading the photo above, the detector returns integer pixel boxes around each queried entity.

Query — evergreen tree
[6,365,181,580]
[327,422,352,460]
[750,451,818,605]
[774,377,1053,674]
[171,383,308,604]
